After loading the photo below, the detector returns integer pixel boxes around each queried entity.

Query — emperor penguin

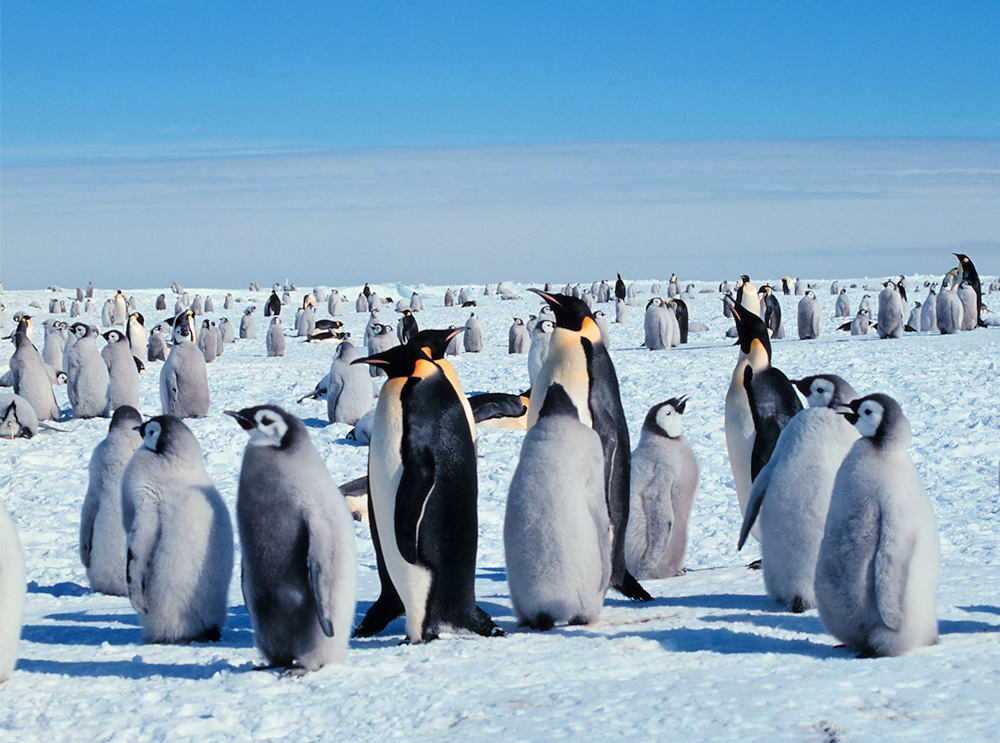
[859,294,872,314]
[122,415,234,643]
[397,310,418,345]
[957,281,978,331]
[920,287,937,331]
[147,326,167,362]
[41,320,67,369]
[445,325,463,356]
[508,318,529,354]
[625,396,699,579]
[328,291,342,316]
[505,383,611,629]
[743,357,803,483]
[737,375,860,612]
[326,341,372,425]
[218,317,235,344]
[0,500,26,682]
[155,294,167,311]
[66,323,110,419]
[265,291,282,317]
[526,289,651,601]
[240,306,257,339]
[352,344,500,643]
[204,295,214,313]
[191,295,204,316]
[667,273,680,298]
[615,297,628,324]
[615,273,627,301]
[464,313,483,352]
[877,281,904,338]
[160,310,210,418]
[954,252,985,326]
[444,288,455,307]
[724,300,776,544]
[815,394,939,656]
[296,305,317,337]
[266,317,286,357]
[366,323,397,376]
[125,312,147,361]
[113,290,128,326]
[593,311,610,347]
[907,302,922,330]
[1,391,41,439]
[101,329,140,412]
[198,319,218,363]
[527,319,555,388]
[227,405,357,671]
[758,286,784,339]
[70,300,81,317]
[935,283,963,334]
[643,297,678,350]
[797,291,821,339]
[410,292,423,312]
[849,308,870,335]
[668,298,690,343]
[79,405,143,596]
[835,289,851,318]
[794,278,805,295]
[830,281,839,295]
[10,331,61,422]
[458,287,470,305]
[101,299,115,327]
[735,275,761,317]
[224,293,234,310]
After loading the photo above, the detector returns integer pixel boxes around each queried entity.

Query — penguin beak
[839,399,861,425]
[224,410,255,430]
[528,288,561,307]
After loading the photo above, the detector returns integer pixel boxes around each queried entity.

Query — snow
[2,278,999,742]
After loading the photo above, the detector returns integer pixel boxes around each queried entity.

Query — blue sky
[2,2,998,288]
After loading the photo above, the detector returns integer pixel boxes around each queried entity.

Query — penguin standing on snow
[240,307,257,339]
[66,323,110,419]
[668,298,690,343]
[228,405,357,671]
[877,281,905,339]
[326,341,372,426]
[102,329,140,413]
[505,383,610,630]
[126,312,147,361]
[737,375,860,612]
[147,325,167,362]
[266,317,286,357]
[954,253,985,326]
[625,396,699,579]
[615,273,627,301]
[526,289,651,601]
[508,318,529,354]
[835,288,851,318]
[463,313,483,353]
[160,310,210,418]
[265,291,282,317]
[122,415,234,643]
[397,309,418,345]
[9,331,61,422]
[352,344,499,643]
[816,394,939,656]
[797,291,821,339]
[758,286,784,339]
[643,298,678,350]
[79,405,143,596]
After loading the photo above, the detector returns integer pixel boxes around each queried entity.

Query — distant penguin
[198,319,218,363]
[835,288,851,318]
[190,295,203,316]
[397,310,418,345]
[266,317,286,357]
[101,299,115,327]
[667,274,680,298]
[265,291,282,317]
[444,288,455,307]
[113,290,128,326]
[147,326,167,362]
[794,278,805,295]
[224,293,234,310]
[920,287,938,331]
[508,318,529,354]
[830,281,839,295]
[758,286,783,339]
[505,383,610,630]
[80,405,143,596]
[668,298,690,343]
[445,324,463,356]
[218,317,235,344]
[527,290,650,601]
[66,323,110,419]
[410,292,423,312]
[615,273,627,301]
[204,295,214,314]
[240,307,257,339]
[160,311,210,418]
[936,284,963,334]
[954,253,984,326]
[102,329,140,412]
[0,500,25,682]
[907,302,922,330]
[625,396,699,579]
[326,341,372,425]
[122,416,234,643]
[9,331,61,422]
[877,281,905,339]
[849,308,870,335]
[296,306,317,337]
[70,300,81,317]
[797,291,821,339]
[615,298,628,324]
[593,311,610,347]
[155,294,167,311]
[738,376,860,612]
[41,320,67,369]
[643,298,677,350]
[328,291,342,316]
[227,405,357,670]
[816,394,939,656]
[367,292,382,312]
[125,312,147,361]
[464,313,483,352]
[458,288,470,305]
[353,344,500,643]
[957,281,978,331]
[527,319,555,389]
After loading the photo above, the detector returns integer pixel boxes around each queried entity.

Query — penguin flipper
[469,393,528,422]
[125,503,161,616]
[873,509,916,632]
[394,448,436,565]
[308,561,335,637]
[838,321,852,331]
[739,462,772,550]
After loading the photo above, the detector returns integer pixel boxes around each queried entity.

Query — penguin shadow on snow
[23,611,141,647]
[27,580,90,597]
[15,656,245,680]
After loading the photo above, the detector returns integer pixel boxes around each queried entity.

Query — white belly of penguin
[527,331,593,429]
[369,380,432,641]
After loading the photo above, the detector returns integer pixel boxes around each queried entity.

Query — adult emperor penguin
[265,290,282,317]
[66,323,110,419]
[505,383,611,629]
[508,318,529,354]
[160,310,210,418]
[668,298,690,343]
[352,343,501,643]
[815,394,939,656]
[266,317,286,357]
[240,306,257,339]
[797,291,821,339]
[227,404,357,671]
[526,289,651,601]
[102,329,140,412]
[625,396,699,579]
[758,285,784,339]
[397,309,418,345]
[113,290,128,326]
[122,415,234,643]
[615,273,627,301]
[737,375,859,612]
[954,253,985,326]
[79,405,143,596]
[877,281,905,338]
[0,500,25,682]
[743,355,803,483]
[326,340,372,425]
[10,331,61,422]
[125,312,147,361]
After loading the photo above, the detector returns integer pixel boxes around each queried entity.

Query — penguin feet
[614,572,653,602]
[790,596,808,614]
[747,559,762,570]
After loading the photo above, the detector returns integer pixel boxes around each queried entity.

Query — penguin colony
[0,256,994,683]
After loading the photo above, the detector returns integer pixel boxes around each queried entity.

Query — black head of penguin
[536,382,580,420]
[528,288,601,342]
[407,327,463,360]
[643,395,689,438]
[109,405,143,433]
[728,300,772,361]
[792,374,859,410]
[225,404,299,450]
[353,343,435,379]
[840,393,911,450]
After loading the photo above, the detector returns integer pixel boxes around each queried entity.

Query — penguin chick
[102,330,140,413]
[505,383,610,630]
[815,394,939,656]
[159,313,210,419]
[228,405,357,671]
[66,323,110,419]
[326,341,372,426]
[122,415,234,643]
[80,406,143,595]
[625,396,699,579]
[0,500,26,682]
